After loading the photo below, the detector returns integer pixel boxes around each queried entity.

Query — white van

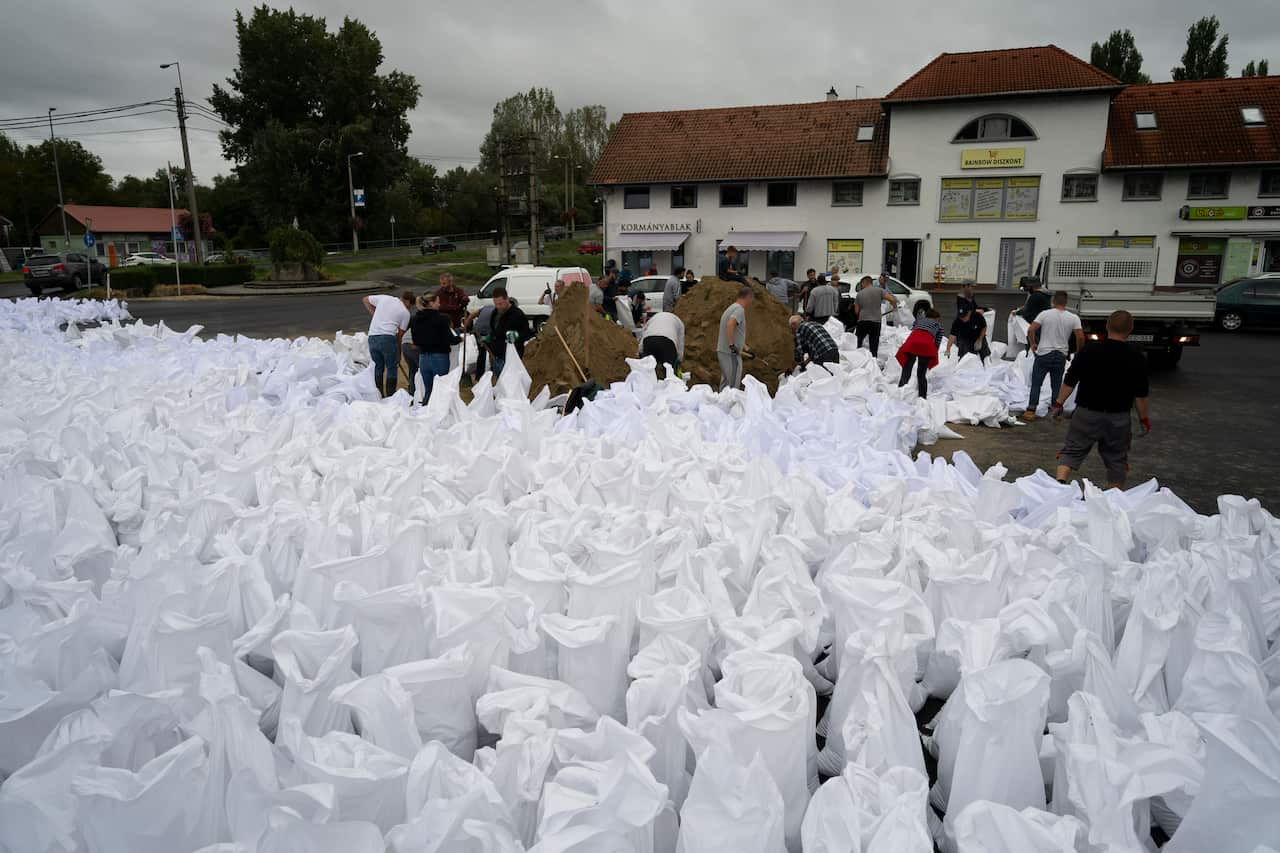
[472,265,594,328]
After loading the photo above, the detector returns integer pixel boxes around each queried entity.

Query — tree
[479,87,563,175]
[1090,30,1151,84]
[1242,59,1270,77]
[0,133,114,245]
[209,6,420,241]
[1171,16,1230,80]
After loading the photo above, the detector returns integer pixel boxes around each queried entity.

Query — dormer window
[856,125,875,142]
[1242,106,1265,126]
[1135,111,1157,130]
[953,113,1036,142]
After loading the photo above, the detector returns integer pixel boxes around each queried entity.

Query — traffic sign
[172,226,184,241]
[353,188,366,208]
[83,232,95,248]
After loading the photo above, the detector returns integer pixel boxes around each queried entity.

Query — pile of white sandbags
[0,298,1277,853]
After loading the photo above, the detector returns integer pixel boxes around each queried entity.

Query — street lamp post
[347,152,364,254]
[390,214,396,249]
[160,61,204,263]
[47,108,70,249]
[553,154,576,237]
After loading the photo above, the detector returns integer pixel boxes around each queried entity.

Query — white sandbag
[626,636,710,809]
[117,594,235,694]
[801,764,932,853]
[430,586,539,699]
[718,614,831,696]
[330,671,424,759]
[1045,628,1141,730]
[565,558,654,659]
[475,714,558,847]
[676,737,787,853]
[1175,609,1277,724]
[257,818,387,853]
[332,580,429,675]
[277,717,409,831]
[477,668,600,735]
[0,649,117,777]
[384,646,478,759]
[540,612,629,720]
[1113,569,1199,713]
[919,617,1007,701]
[223,769,335,849]
[535,751,670,852]
[951,801,1083,853]
[271,625,358,737]
[636,586,715,671]
[0,734,108,853]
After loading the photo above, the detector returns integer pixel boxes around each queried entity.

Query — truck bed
[1074,287,1217,322]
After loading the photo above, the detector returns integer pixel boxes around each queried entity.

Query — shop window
[670,185,697,208]
[1241,106,1265,126]
[1135,112,1157,130]
[1061,173,1098,202]
[1261,170,1280,197]
[832,180,863,206]
[766,250,795,280]
[621,250,654,273]
[623,186,650,209]
[952,113,1036,142]
[1187,171,1230,199]
[720,183,747,207]
[888,178,920,205]
[1122,173,1162,201]
[767,182,797,207]
[939,176,1039,222]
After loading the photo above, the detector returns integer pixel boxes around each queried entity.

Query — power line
[0,106,176,133]
[0,99,174,128]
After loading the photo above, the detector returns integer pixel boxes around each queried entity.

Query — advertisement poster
[1174,237,1225,285]
[1003,177,1041,220]
[826,239,864,276]
[973,179,1004,220]
[1221,238,1255,283]
[939,239,979,283]
[939,179,973,221]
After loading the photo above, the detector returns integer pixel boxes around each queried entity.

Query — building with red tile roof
[884,45,1122,103]
[33,204,204,261]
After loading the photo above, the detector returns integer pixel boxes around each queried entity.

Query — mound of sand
[523,282,640,396]
[674,277,795,392]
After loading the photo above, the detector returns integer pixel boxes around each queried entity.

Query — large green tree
[208,6,420,241]
[1242,59,1270,77]
[0,133,114,246]
[479,87,563,175]
[1090,30,1151,84]
[1171,16,1230,80]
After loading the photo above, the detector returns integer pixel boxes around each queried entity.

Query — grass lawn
[0,271,24,283]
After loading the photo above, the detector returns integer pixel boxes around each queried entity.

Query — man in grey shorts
[1052,309,1151,487]
[717,285,753,390]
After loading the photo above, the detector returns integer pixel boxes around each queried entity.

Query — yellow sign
[1008,176,1040,187]
[961,147,1026,169]
[975,178,1004,188]
[826,239,863,252]
[940,239,979,254]
[941,178,973,189]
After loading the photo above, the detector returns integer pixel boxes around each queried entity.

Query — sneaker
[1020,410,1037,422]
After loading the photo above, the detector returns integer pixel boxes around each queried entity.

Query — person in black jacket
[490,287,531,376]
[408,292,461,403]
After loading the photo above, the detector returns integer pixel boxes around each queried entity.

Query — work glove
[505,331,519,344]
[1140,417,1152,435]
[1051,402,1066,420]
[728,345,739,355]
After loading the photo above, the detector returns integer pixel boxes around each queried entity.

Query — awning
[1171,230,1280,238]
[719,231,806,251]
[611,231,690,251]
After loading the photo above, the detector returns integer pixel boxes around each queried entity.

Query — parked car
[544,226,568,241]
[832,274,932,323]
[23,252,107,295]
[625,274,673,315]
[122,252,176,267]
[509,240,546,260]
[1215,274,1280,331]
[204,252,227,264]
[420,237,457,255]
[577,240,603,255]
[471,266,595,327]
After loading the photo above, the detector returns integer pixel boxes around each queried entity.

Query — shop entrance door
[997,238,1036,288]
[881,239,921,286]
[1266,240,1280,273]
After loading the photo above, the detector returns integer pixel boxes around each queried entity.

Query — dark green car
[1216,274,1280,331]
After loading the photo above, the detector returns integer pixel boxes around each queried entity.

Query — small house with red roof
[33,204,211,264]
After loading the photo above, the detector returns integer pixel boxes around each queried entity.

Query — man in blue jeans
[1024,290,1084,421]
[362,290,413,397]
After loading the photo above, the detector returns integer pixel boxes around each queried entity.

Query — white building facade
[592,46,1280,290]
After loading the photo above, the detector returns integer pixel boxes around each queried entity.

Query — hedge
[105,267,157,294]
[152,263,254,288]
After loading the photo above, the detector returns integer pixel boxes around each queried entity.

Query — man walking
[789,315,839,369]
[490,287,531,376]
[641,310,685,375]
[1023,290,1084,421]
[1052,309,1150,488]
[853,275,898,358]
[663,267,685,312]
[362,290,414,397]
[805,274,840,325]
[717,285,753,390]
[717,245,750,285]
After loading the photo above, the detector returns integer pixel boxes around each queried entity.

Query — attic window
[856,125,875,142]
[1135,111,1157,130]
[1241,106,1265,126]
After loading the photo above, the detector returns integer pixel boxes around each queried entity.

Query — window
[767,182,797,207]
[1261,170,1280,197]
[1061,173,1098,201]
[478,276,507,298]
[1135,112,1157,130]
[670,185,697,208]
[1241,106,1265,126]
[623,186,650,209]
[856,125,875,142]
[1187,171,1230,199]
[766,250,795,280]
[888,178,920,205]
[832,180,864,206]
[939,176,1040,221]
[1123,173,1163,200]
[952,113,1036,142]
[622,251,654,274]
[720,183,747,207]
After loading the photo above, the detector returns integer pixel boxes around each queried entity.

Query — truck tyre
[1218,311,1244,332]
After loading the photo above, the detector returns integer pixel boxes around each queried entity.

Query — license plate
[33,270,48,277]
[1129,334,1154,342]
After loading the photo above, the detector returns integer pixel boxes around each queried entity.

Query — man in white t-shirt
[1023,289,1085,420]
[362,290,414,397]
[640,310,685,375]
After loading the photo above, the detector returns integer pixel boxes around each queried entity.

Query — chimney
[826,86,839,101]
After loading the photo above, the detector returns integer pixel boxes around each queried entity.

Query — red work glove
[1051,402,1065,420]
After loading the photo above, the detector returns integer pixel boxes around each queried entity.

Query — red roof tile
[588,99,888,185]
[1103,78,1280,168]
[62,204,188,234]
[884,45,1121,103]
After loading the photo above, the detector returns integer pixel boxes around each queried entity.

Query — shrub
[152,263,253,288]
[268,227,323,266]
[106,266,156,294]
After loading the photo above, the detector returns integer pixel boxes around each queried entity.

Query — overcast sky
[1,0,1276,182]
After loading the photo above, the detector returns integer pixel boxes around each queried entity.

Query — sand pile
[674,277,795,392]
[523,282,640,396]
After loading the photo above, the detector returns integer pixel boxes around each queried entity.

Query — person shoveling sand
[675,277,795,392]
[523,282,640,396]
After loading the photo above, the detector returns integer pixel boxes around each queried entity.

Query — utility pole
[166,163,182,295]
[171,86,204,263]
[496,136,509,263]
[528,134,540,266]
[47,108,70,249]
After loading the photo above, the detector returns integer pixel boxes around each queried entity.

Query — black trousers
[898,354,929,397]
[641,335,680,373]
[855,321,881,357]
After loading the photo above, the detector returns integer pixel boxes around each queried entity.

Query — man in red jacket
[435,273,470,329]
